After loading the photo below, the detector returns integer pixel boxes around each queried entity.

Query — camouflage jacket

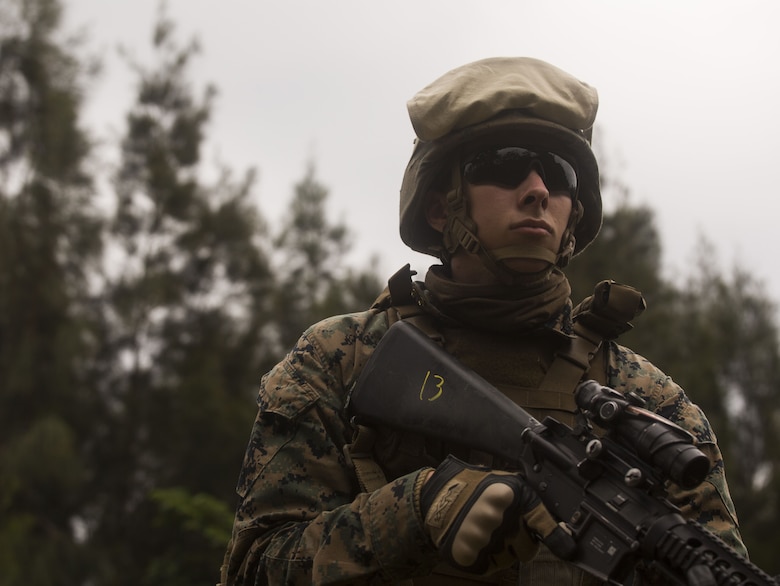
[219,297,745,585]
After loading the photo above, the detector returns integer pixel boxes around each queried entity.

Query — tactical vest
[347,265,646,586]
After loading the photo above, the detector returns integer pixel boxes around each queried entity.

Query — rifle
[347,320,777,586]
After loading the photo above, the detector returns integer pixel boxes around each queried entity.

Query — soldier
[219,57,746,585]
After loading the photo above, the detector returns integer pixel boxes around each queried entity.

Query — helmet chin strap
[441,171,582,285]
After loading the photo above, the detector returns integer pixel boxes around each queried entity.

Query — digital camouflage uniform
[219,273,745,585]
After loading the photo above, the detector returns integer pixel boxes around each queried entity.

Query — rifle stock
[348,320,776,586]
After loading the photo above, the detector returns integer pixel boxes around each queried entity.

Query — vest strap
[542,280,646,393]
[344,424,388,493]
[500,385,578,413]
[541,321,604,392]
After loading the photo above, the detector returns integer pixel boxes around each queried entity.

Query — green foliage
[1,415,84,513]
[151,487,234,548]
[0,417,90,586]
[142,488,234,586]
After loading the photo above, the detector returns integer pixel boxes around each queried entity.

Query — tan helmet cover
[400,57,602,260]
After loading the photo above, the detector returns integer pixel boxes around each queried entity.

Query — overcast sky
[66,0,780,305]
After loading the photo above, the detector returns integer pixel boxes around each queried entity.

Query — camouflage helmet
[399,57,602,265]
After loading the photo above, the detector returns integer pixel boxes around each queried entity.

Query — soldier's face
[445,169,572,281]
[425,169,573,284]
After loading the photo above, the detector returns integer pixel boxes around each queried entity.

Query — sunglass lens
[542,153,578,194]
[463,148,534,188]
[463,147,577,195]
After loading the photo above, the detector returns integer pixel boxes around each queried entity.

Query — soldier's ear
[425,192,448,234]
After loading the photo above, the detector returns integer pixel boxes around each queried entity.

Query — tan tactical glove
[420,455,574,575]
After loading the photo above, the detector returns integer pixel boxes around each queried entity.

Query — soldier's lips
[510,220,552,235]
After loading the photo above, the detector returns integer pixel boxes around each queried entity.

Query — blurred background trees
[0,0,778,583]
[0,0,102,582]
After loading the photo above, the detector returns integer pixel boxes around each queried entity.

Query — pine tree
[271,161,382,352]
[91,10,273,585]
[0,0,102,582]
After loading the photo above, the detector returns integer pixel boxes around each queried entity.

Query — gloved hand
[419,455,574,575]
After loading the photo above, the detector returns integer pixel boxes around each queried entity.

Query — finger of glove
[505,523,540,562]
[523,501,559,540]
[523,502,577,561]
[447,481,518,569]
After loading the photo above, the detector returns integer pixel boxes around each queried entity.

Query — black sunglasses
[462,147,578,196]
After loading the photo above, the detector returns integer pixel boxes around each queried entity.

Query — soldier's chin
[501,257,553,275]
